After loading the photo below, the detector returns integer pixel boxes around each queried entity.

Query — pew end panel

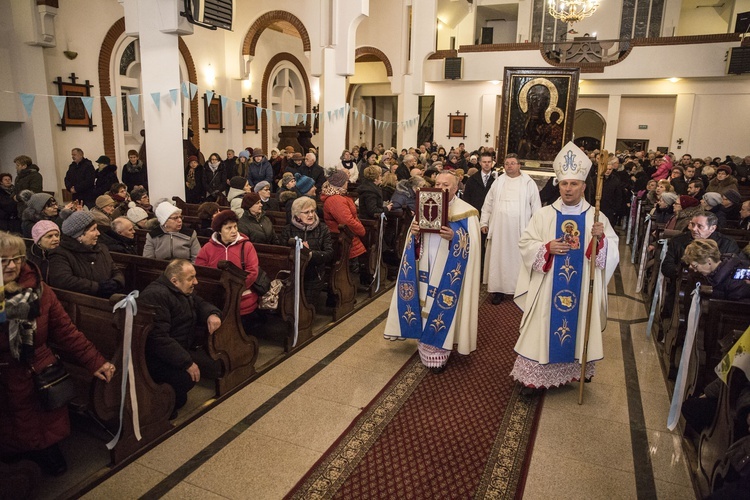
[330,226,355,321]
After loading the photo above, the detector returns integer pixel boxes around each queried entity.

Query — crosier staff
[578,148,608,405]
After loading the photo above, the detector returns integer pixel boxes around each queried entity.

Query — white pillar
[672,93,695,154]
[398,76,419,148]
[319,48,347,169]
[129,0,191,203]
[604,95,621,152]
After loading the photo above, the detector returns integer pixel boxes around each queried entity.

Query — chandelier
[547,0,600,24]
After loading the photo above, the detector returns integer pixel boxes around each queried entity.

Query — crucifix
[484,132,490,143]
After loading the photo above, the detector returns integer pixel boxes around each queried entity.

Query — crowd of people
[1,138,749,493]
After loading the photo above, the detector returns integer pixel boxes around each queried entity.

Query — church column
[398,76,418,148]
[319,47,347,168]
[671,93,695,154]
[604,94,621,153]
[123,0,192,202]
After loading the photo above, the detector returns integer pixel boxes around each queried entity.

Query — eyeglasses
[1,255,25,267]
[299,209,316,216]
[45,199,58,207]
[168,215,183,221]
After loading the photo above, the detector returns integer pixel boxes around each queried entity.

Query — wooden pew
[328,226,355,321]
[110,253,258,397]
[173,196,229,217]
[360,218,386,297]
[662,265,698,380]
[51,289,173,465]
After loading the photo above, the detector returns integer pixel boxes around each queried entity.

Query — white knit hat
[155,201,181,226]
[553,142,592,182]
[126,202,148,224]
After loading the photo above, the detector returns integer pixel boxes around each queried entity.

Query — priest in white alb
[384,171,481,374]
[480,153,541,305]
[511,142,619,392]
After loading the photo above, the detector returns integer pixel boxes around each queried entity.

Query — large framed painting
[498,67,579,167]
[52,74,95,131]
[243,95,259,134]
[203,92,224,133]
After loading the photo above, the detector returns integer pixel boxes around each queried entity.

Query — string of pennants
[5,83,421,130]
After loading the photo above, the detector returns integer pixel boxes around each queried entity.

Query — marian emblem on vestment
[399,282,415,301]
[554,290,577,312]
[436,290,457,310]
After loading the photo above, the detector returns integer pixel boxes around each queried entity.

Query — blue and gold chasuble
[548,211,586,363]
[396,217,470,348]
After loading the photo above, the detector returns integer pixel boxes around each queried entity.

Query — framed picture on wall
[203,92,224,133]
[52,74,95,131]
[498,67,579,167]
[242,95,259,134]
[447,111,467,139]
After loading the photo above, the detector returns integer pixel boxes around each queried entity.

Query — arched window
[267,62,306,146]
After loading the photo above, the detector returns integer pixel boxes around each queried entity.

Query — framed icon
[203,91,224,133]
[448,111,467,139]
[52,74,95,131]
[243,95,259,134]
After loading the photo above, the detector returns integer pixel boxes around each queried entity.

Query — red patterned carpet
[287,296,543,499]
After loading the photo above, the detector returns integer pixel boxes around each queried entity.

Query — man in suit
[463,152,496,270]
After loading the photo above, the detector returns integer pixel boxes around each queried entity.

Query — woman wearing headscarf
[184,156,205,204]
[0,231,115,476]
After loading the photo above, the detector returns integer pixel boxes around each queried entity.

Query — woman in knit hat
[701,192,728,228]
[184,155,205,204]
[227,176,251,217]
[238,192,278,245]
[247,149,273,188]
[91,195,117,227]
[706,165,739,194]
[721,189,743,222]
[652,191,678,225]
[254,180,279,212]
[195,210,262,332]
[294,173,316,198]
[126,202,156,230]
[673,195,703,232]
[27,220,60,281]
[277,172,297,210]
[47,210,125,297]
[142,201,200,262]
[19,191,62,239]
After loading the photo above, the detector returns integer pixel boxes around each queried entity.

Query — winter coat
[338,160,359,183]
[261,197,280,212]
[202,162,228,201]
[280,217,333,292]
[0,187,20,232]
[295,163,326,192]
[462,171,495,213]
[26,243,52,282]
[20,207,62,239]
[14,165,43,196]
[247,158,274,188]
[321,193,366,259]
[93,164,119,198]
[390,180,419,213]
[704,254,750,301]
[600,173,623,222]
[143,226,201,262]
[98,227,138,255]
[90,207,113,227]
[651,161,672,181]
[0,264,107,454]
[706,176,739,195]
[238,212,279,245]
[138,274,221,370]
[357,179,386,220]
[185,164,205,204]
[64,158,97,207]
[47,235,125,296]
[227,187,246,218]
[663,231,740,280]
[195,232,259,315]
[122,160,148,191]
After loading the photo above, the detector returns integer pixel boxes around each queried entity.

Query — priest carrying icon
[510,142,619,394]
[383,170,481,374]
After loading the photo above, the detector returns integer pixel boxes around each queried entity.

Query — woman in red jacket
[195,210,260,332]
[0,231,115,476]
[320,170,369,285]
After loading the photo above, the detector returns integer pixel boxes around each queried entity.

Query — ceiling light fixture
[547,0,601,24]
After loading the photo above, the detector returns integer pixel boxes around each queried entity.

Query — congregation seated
[721,189,743,223]
[143,201,200,262]
[0,231,115,476]
[682,239,750,301]
[195,210,261,333]
[672,195,702,232]
[195,201,221,237]
[138,259,222,418]
[280,196,333,304]
[358,166,392,220]
[108,182,131,218]
[97,216,137,254]
[90,195,116,227]
[651,191,677,226]
[26,221,60,282]
[19,191,64,239]
[47,211,125,298]
[237,192,278,245]
[276,172,298,210]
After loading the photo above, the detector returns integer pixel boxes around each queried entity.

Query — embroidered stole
[548,211,586,363]
[396,217,470,348]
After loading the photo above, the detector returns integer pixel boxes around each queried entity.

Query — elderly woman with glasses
[0,231,115,476]
[19,192,63,239]
[143,201,201,262]
[280,196,333,304]
[682,238,750,300]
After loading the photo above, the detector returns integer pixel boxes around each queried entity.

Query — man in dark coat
[297,153,326,192]
[138,259,222,414]
[395,154,416,181]
[97,217,137,254]
[64,148,96,208]
[462,152,495,212]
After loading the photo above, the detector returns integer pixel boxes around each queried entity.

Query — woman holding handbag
[0,231,115,476]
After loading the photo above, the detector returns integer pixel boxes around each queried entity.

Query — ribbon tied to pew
[646,239,669,339]
[373,212,386,294]
[293,237,302,348]
[107,290,142,450]
[667,281,701,431]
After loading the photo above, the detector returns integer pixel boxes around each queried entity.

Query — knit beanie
[253,181,270,193]
[96,194,116,209]
[25,192,53,213]
[295,174,315,194]
[211,209,238,233]
[238,150,250,160]
[702,192,723,207]
[678,195,700,209]
[155,201,181,225]
[660,192,678,206]
[717,165,732,175]
[327,170,349,188]
[229,176,247,190]
[723,189,742,206]
[61,211,96,239]
[241,192,261,210]
[126,202,149,224]
[31,220,59,244]
[281,172,295,187]
[187,155,199,163]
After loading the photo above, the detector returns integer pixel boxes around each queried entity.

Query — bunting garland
[4,82,419,130]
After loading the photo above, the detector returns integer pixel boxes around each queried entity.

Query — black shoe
[430,365,446,374]
[491,293,504,305]
[584,376,593,383]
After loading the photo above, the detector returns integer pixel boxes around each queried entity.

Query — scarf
[341,159,355,170]
[321,182,346,197]
[1,185,15,197]
[292,212,320,231]
[6,285,41,362]
[124,160,143,174]
[186,167,197,190]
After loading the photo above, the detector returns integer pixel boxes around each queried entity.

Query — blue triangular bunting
[181,82,188,99]
[128,94,140,114]
[189,83,198,100]
[220,95,228,110]
[205,91,214,104]
[151,92,161,111]
[302,113,308,126]
[169,89,178,104]
[274,110,281,122]
[20,93,35,117]
[81,96,94,118]
[51,95,66,118]
[256,106,262,121]
[104,96,117,116]
[327,110,332,121]
[235,101,242,114]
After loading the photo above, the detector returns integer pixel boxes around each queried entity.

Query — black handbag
[240,241,271,296]
[32,358,77,411]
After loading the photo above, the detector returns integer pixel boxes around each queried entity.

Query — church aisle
[83,237,696,499]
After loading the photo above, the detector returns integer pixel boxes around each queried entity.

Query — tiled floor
[81,237,696,499]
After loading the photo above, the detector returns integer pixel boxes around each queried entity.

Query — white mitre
[552,142,592,182]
